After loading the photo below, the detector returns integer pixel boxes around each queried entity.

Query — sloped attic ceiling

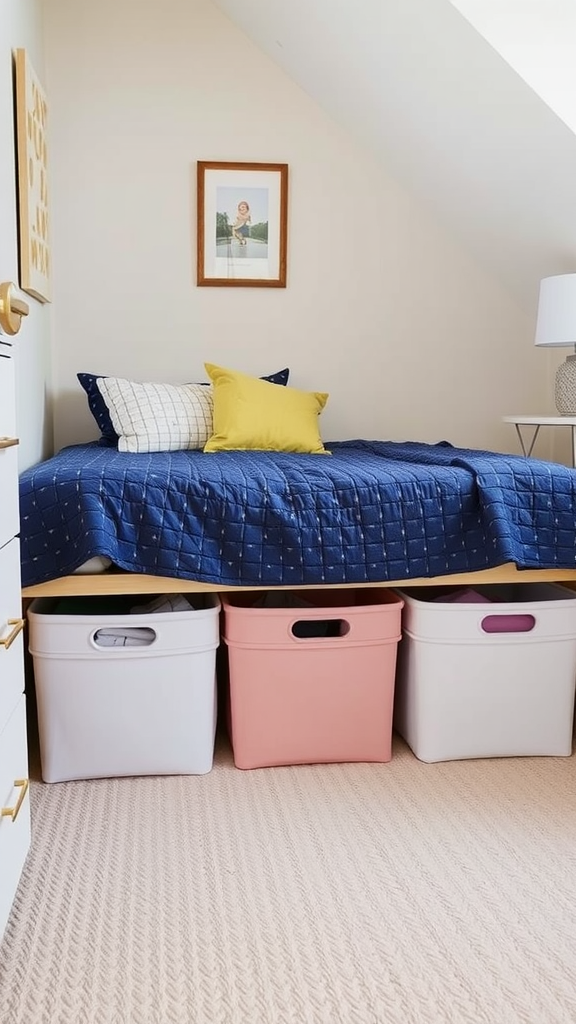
[211,0,576,314]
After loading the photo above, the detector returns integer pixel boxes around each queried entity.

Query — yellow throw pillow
[203,363,329,454]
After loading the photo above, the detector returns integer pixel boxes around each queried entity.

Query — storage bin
[27,594,221,782]
[393,584,576,763]
[221,588,404,769]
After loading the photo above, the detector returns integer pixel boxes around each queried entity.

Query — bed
[18,437,576,599]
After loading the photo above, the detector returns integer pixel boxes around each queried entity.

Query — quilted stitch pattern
[18,440,576,588]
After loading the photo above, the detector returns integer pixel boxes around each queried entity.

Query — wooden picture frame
[13,49,51,303]
[197,161,288,287]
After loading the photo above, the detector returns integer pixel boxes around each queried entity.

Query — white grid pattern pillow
[96,377,214,453]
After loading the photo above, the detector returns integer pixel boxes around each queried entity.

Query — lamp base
[555,355,576,415]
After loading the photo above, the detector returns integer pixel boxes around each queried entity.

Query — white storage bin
[27,594,221,782]
[394,584,576,763]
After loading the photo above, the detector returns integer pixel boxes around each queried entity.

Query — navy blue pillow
[77,368,290,447]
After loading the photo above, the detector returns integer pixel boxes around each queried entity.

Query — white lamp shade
[535,273,576,347]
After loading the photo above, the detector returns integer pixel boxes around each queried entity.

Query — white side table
[503,415,576,467]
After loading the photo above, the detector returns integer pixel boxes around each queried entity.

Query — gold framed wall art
[14,49,51,303]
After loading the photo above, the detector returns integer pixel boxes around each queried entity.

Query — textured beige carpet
[2,733,576,1024]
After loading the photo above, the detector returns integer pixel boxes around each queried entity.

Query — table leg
[514,423,541,457]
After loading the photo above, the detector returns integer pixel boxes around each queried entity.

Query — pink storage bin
[221,588,403,770]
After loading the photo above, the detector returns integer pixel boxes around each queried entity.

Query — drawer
[0,696,31,943]
[0,348,16,439]
[0,348,19,547]
[0,442,19,549]
[0,538,25,728]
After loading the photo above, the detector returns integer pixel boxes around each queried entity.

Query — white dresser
[0,335,30,942]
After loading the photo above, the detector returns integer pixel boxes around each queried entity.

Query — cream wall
[43,0,549,457]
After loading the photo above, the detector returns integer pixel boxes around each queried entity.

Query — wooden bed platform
[21,563,576,599]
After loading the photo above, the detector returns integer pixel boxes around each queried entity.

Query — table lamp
[535,273,576,415]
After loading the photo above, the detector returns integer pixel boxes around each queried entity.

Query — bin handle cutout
[481,614,535,634]
[290,618,351,640]
[91,626,158,649]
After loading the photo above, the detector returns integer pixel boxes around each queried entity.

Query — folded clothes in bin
[252,592,315,609]
[252,591,340,636]
[130,594,197,614]
[51,593,197,618]
[93,627,156,648]
[93,594,199,646]
[433,588,491,604]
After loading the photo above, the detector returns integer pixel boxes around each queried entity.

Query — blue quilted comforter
[18,440,576,587]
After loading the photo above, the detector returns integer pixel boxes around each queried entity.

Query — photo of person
[230,200,251,245]
[215,186,269,260]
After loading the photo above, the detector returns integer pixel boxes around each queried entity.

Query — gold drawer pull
[2,779,29,822]
[0,618,25,650]
[0,437,19,450]
[0,282,29,336]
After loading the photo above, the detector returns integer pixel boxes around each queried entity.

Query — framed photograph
[13,49,51,303]
[197,161,288,287]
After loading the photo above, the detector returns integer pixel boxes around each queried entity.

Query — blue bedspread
[18,440,576,587]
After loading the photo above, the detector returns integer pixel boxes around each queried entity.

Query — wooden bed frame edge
[21,564,576,599]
